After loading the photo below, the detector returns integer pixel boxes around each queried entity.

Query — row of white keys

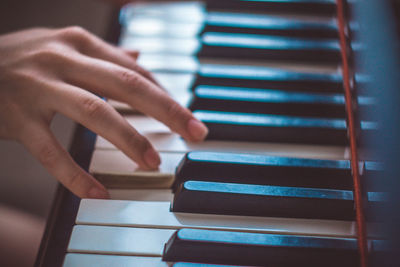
[76,199,356,238]
[69,224,351,258]
[119,1,334,25]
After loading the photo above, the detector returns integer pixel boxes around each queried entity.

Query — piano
[35,1,400,266]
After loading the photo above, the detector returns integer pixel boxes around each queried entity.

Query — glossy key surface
[194,110,348,145]
[193,64,343,92]
[175,151,353,190]
[172,181,355,220]
[203,11,338,38]
[207,0,336,16]
[123,32,340,64]
[190,85,347,118]
[198,32,340,63]
[163,228,362,266]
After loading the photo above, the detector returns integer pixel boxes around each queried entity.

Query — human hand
[0,27,208,199]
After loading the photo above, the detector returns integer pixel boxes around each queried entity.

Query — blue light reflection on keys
[183,181,354,200]
[199,64,342,83]
[202,32,340,50]
[186,151,351,169]
[195,85,345,104]
[206,11,337,31]
[176,228,357,249]
[193,110,347,128]
[183,180,386,202]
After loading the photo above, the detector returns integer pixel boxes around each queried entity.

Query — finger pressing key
[50,83,161,170]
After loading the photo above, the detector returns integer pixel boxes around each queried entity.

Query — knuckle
[57,26,90,46]
[37,142,60,166]
[81,97,108,118]
[59,26,88,39]
[119,70,140,88]
[29,47,66,65]
[68,169,86,190]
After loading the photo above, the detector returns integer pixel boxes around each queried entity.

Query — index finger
[65,55,208,142]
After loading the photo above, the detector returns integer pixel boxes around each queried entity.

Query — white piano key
[89,150,180,188]
[121,36,201,56]
[77,199,356,238]
[68,225,174,256]
[108,189,174,202]
[120,1,334,25]
[120,1,206,24]
[94,115,348,160]
[63,254,167,267]
[123,18,203,38]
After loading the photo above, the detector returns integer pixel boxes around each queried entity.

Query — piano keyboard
[63,1,383,266]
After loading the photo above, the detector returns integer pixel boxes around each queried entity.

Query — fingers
[20,121,109,199]
[63,55,208,142]
[50,83,160,170]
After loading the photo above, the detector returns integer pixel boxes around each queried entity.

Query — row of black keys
[161,151,385,266]
[126,3,343,62]
[126,2,360,146]
[171,151,384,221]
[123,0,340,38]
[188,84,375,146]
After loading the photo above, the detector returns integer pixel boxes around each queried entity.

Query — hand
[0,27,208,199]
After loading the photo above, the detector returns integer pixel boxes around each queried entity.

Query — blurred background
[0,0,115,265]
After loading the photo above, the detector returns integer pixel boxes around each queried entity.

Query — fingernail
[88,187,110,199]
[187,119,208,141]
[144,148,161,169]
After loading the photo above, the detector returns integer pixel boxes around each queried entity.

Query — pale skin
[0,27,209,199]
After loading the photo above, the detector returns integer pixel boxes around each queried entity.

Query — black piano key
[206,0,336,16]
[193,64,343,93]
[204,11,338,38]
[174,151,353,191]
[172,181,355,220]
[189,85,347,118]
[163,229,364,266]
[194,110,348,145]
[197,32,340,63]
